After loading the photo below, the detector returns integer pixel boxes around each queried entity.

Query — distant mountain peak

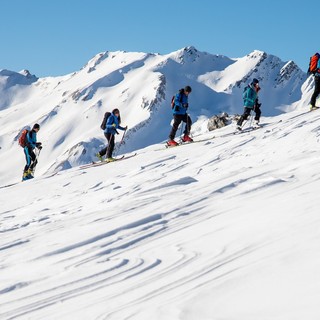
[169,46,202,64]
[19,69,38,80]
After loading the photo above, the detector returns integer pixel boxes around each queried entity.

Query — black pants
[310,76,320,107]
[24,146,37,172]
[237,107,261,126]
[169,114,192,140]
[99,133,115,158]
[253,105,261,121]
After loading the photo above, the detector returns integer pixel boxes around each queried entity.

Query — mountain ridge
[0,47,310,184]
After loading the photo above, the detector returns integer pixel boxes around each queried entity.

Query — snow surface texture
[1,108,320,319]
[1,47,320,319]
[0,47,309,185]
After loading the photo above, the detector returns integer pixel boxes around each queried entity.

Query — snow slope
[0,47,309,186]
[1,108,320,319]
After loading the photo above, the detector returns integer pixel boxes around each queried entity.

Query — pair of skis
[234,125,261,135]
[165,136,215,148]
[79,153,137,169]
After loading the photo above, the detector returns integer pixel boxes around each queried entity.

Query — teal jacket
[243,85,258,108]
[26,130,37,149]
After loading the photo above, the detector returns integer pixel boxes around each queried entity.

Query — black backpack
[100,112,111,130]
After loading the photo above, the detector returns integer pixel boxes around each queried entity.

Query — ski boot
[167,140,178,147]
[181,135,193,143]
[253,120,261,129]
[310,105,320,111]
[22,171,29,181]
[22,169,34,181]
[106,157,116,162]
[95,152,104,162]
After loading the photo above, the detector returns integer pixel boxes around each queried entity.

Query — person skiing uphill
[22,123,42,180]
[237,78,261,130]
[167,85,193,146]
[96,108,127,162]
[308,53,320,111]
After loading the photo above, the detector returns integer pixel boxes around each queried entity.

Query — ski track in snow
[1,110,320,319]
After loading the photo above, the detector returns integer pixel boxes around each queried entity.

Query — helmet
[251,78,259,85]
[184,85,192,93]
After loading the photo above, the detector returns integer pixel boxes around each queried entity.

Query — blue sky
[0,0,315,77]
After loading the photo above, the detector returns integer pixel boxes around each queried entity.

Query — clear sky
[0,0,316,77]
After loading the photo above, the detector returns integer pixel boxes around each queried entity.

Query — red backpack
[18,129,29,147]
[308,53,320,74]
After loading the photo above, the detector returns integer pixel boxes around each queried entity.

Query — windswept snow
[1,108,320,319]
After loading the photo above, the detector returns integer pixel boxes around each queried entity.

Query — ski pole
[119,127,127,145]
[114,128,127,158]
[249,113,254,128]
[32,147,41,176]
[179,122,184,142]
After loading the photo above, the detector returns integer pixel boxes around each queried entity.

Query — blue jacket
[104,113,126,135]
[173,91,189,115]
[26,130,37,149]
[243,85,258,108]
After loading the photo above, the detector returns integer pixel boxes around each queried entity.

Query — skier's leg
[29,149,37,171]
[183,114,192,135]
[254,106,261,121]
[237,108,251,127]
[169,115,182,140]
[98,133,109,157]
[106,134,115,159]
[310,76,320,107]
[24,147,31,172]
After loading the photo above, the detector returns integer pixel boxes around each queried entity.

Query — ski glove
[112,123,117,128]
[36,142,42,149]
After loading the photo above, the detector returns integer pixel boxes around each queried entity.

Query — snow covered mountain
[1,109,320,319]
[0,46,310,185]
[1,46,320,319]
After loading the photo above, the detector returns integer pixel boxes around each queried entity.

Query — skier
[167,85,193,146]
[237,78,261,130]
[96,108,127,162]
[23,123,42,180]
[309,53,320,111]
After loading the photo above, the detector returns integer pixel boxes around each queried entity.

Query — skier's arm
[118,125,127,131]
